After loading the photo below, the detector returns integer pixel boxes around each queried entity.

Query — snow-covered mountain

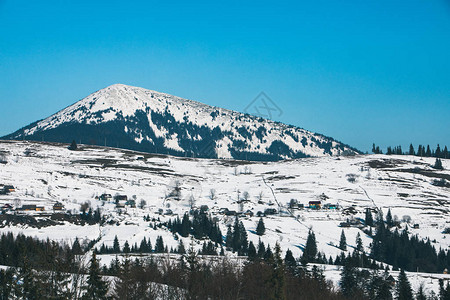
[3,84,359,160]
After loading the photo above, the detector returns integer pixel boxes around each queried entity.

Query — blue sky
[0,0,449,152]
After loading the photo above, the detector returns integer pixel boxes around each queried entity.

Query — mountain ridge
[2,84,360,160]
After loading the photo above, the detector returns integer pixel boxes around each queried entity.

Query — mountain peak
[2,84,359,160]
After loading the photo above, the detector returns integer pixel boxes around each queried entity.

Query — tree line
[372,143,449,159]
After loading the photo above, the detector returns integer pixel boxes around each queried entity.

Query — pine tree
[409,144,415,156]
[433,158,444,170]
[356,232,363,252]
[68,140,78,151]
[82,253,109,300]
[269,243,286,300]
[444,146,449,159]
[426,145,432,157]
[155,236,165,253]
[396,269,413,300]
[256,217,266,236]
[257,239,266,258]
[436,144,442,158]
[302,230,317,263]
[284,249,296,270]
[123,241,130,253]
[113,235,120,253]
[340,262,358,297]
[386,208,393,227]
[114,257,133,300]
[72,237,83,255]
[339,230,347,251]
[248,241,257,260]
[416,284,427,300]
[365,208,374,227]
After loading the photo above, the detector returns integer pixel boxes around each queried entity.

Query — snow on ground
[0,140,449,292]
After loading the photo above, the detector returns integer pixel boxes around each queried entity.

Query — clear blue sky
[1,0,449,152]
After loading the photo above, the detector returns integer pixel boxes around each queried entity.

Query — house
[99,194,112,201]
[53,202,65,211]
[324,203,338,210]
[289,199,299,209]
[19,205,44,211]
[20,205,37,211]
[264,208,277,215]
[243,210,254,217]
[219,208,229,215]
[116,202,125,209]
[309,201,322,209]
[125,200,136,208]
[225,210,237,216]
[4,185,15,193]
[115,195,128,201]
[1,204,12,211]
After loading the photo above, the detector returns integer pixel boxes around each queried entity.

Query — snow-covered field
[0,140,449,292]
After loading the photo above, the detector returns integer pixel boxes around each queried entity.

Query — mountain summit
[2,84,359,160]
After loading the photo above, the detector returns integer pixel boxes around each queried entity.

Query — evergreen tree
[225,225,233,249]
[155,236,165,253]
[426,145,432,157]
[113,235,120,253]
[256,217,266,236]
[284,249,296,270]
[68,140,78,151]
[269,243,286,300]
[181,213,191,237]
[416,284,427,300]
[396,269,413,300]
[123,241,131,253]
[72,237,83,255]
[248,241,257,260]
[340,263,358,297]
[433,158,444,170]
[257,239,266,258]
[114,257,133,300]
[443,146,449,159]
[339,230,347,251]
[356,232,363,252]
[82,253,109,300]
[365,208,374,227]
[409,144,415,156]
[302,230,317,263]
[436,144,442,158]
[386,208,394,228]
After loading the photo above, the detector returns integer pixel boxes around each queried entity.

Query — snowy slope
[3,84,359,160]
[0,140,449,293]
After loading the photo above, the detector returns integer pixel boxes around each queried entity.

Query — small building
[413,224,420,229]
[1,204,12,212]
[4,185,15,193]
[324,203,338,210]
[53,202,65,211]
[225,210,237,216]
[125,200,136,208]
[19,205,44,211]
[309,201,322,209]
[264,208,277,215]
[99,194,112,201]
[243,210,254,217]
[115,195,128,201]
[20,205,37,211]
[116,202,125,209]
